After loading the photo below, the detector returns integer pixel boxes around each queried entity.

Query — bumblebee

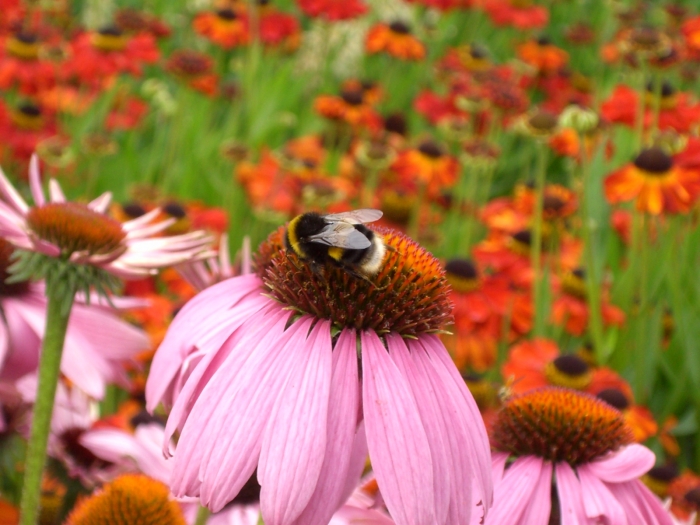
[284,209,387,283]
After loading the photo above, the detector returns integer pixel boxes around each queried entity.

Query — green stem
[19,284,75,525]
[194,505,211,525]
[408,182,427,241]
[578,136,605,363]
[531,144,548,337]
[634,63,648,151]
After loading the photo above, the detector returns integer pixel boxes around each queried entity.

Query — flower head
[147,223,492,525]
[365,22,426,61]
[0,157,211,281]
[488,387,673,524]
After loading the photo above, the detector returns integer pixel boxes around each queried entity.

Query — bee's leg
[284,250,304,271]
[346,269,388,290]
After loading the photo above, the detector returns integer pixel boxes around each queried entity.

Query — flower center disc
[491,387,633,465]
[256,226,453,336]
[27,202,127,257]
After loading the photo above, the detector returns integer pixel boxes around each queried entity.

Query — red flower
[482,0,549,30]
[63,27,159,87]
[105,96,149,131]
[682,15,700,59]
[259,10,300,50]
[0,32,59,94]
[601,84,700,134]
[165,50,219,96]
[296,0,367,21]
[0,101,57,165]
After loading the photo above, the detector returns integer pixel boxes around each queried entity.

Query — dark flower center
[19,103,41,117]
[544,355,592,390]
[384,113,407,136]
[633,147,673,175]
[341,89,364,106]
[167,50,212,76]
[445,259,480,293]
[130,410,166,428]
[163,201,186,219]
[646,80,676,98]
[596,388,630,411]
[418,140,443,159]
[389,21,411,34]
[122,202,147,219]
[60,427,113,471]
[491,387,634,465]
[256,226,453,336]
[543,195,565,213]
[528,110,558,132]
[27,202,127,257]
[512,229,532,246]
[216,8,238,20]
[646,463,678,482]
[684,487,700,508]
[536,35,552,46]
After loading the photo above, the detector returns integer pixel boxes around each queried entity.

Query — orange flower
[502,338,634,399]
[604,147,700,215]
[516,36,569,76]
[314,88,381,130]
[442,258,531,371]
[193,8,249,49]
[513,182,578,220]
[682,15,700,59]
[549,127,580,157]
[667,471,700,522]
[165,50,219,96]
[482,0,549,30]
[296,0,368,21]
[365,21,425,61]
[391,139,458,198]
[551,268,626,336]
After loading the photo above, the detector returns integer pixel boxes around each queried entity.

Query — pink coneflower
[487,387,673,524]
[0,156,211,279]
[147,225,493,524]
[0,239,149,398]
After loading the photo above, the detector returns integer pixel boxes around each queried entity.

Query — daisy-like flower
[314,88,381,131]
[488,387,673,524]
[604,147,700,215]
[391,139,459,199]
[0,101,57,165]
[62,26,159,87]
[147,224,493,525]
[0,30,59,95]
[0,238,149,398]
[193,8,249,49]
[0,156,211,279]
[365,21,426,61]
[165,49,219,96]
[667,471,700,523]
[66,473,187,525]
[516,36,569,77]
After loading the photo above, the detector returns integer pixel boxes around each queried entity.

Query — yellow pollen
[446,274,480,293]
[10,108,43,130]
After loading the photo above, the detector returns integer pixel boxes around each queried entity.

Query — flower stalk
[531,144,548,337]
[19,280,75,525]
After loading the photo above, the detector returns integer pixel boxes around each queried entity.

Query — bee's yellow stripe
[287,215,302,253]
[328,247,343,261]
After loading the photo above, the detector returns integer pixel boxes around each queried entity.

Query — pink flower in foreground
[0,156,211,278]
[487,387,673,524]
[147,226,492,525]
[0,238,148,398]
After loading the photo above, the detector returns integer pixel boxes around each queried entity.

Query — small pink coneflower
[0,238,149,398]
[487,387,673,524]
[0,156,211,279]
[147,225,492,525]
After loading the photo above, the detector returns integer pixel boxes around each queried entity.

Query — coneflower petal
[487,456,544,523]
[361,330,436,525]
[388,334,452,525]
[290,329,362,525]
[259,320,332,525]
[587,443,655,482]
[28,155,44,207]
[607,481,673,525]
[520,460,552,524]
[199,317,314,511]
[423,335,493,509]
[146,275,262,412]
[576,464,627,524]
[48,178,66,202]
[171,310,292,498]
[555,462,587,525]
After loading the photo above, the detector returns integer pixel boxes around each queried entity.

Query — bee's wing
[323,209,383,225]
[307,222,372,249]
